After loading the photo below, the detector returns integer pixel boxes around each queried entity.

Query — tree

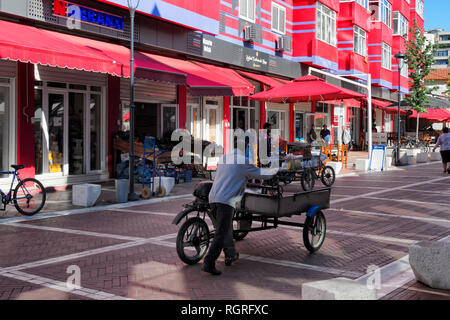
[404,19,437,139]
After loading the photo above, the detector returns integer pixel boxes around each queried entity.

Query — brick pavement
[0,161,448,300]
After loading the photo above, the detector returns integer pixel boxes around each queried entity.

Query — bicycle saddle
[11,165,25,170]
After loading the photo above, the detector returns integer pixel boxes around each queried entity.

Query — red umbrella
[409,109,450,122]
[249,75,366,103]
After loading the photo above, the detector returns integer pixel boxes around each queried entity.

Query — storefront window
[295,113,304,140]
[267,110,286,139]
[161,105,177,140]
[34,89,43,175]
[90,94,102,171]
[48,93,65,174]
[69,92,85,175]
[231,96,257,131]
[0,85,10,177]
[34,82,104,176]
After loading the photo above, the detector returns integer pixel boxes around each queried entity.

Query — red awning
[249,75,366,103]
[0,19,186,84]
[370,98,392,108]
[322,98,362,108]
[143,53,254,96]
[409,109,450,122]
[237,70,286,88]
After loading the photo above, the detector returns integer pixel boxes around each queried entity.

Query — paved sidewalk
[0,161,448,300]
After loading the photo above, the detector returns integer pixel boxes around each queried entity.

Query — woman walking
[433,127,450,174]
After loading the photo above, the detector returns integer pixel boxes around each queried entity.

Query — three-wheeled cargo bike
[172,180,331,265]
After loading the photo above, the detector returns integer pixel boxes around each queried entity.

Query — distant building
[425,69,449,96]
[425,29,450,69]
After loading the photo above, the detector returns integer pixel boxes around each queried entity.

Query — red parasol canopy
[249,75,366,103]
[409,109,450,122]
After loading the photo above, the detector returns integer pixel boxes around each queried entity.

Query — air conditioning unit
[243,25,254,42]
[275,36,285,52]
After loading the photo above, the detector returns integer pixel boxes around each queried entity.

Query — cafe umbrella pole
[394,52,405,166]
[128,0,140,201]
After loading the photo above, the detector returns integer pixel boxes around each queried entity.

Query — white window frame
[316,2,337,47]
[34,82,107,178]
[380,0,392,28]
[393,11,408,38]
[416,0,424,19]
[382,42,392,70]
[354,25,367,56]
[239,0,256,23]
[0,78,16,181]
[271,2,286,35]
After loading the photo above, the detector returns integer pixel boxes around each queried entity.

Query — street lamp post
[128,0,140,201]
[394,52,406,166]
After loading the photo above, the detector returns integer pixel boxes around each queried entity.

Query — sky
[425,0,450,31]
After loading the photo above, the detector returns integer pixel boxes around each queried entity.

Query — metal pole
[128,3,139,201]
[397,60,401,166]
[367,73,372,160]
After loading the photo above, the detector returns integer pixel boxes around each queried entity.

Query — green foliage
[404,19,437,114]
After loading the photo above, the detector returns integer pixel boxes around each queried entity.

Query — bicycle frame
[0,170,25,204]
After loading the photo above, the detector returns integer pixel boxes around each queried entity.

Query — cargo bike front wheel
[176,216,211,265]
[303,211,327,253]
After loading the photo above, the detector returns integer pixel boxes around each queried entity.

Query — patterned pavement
[0,162,449,300]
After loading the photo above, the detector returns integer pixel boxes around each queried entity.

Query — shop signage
[244,52,268,69]
[369,145,386,172]
[53,0,126,31]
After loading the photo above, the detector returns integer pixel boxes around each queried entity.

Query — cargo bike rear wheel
[303,211,326,253]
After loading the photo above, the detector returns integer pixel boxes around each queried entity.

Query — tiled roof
[425,68,450,81]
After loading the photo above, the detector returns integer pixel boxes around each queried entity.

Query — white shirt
[436,133,450,151]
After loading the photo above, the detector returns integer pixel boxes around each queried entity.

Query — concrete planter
[409,241,450,290]
[326,162,342,175]
[399,150,409,165]
[355,159,369,172]
[302,277,377,300]
[430,152,442,162]
[72,184,101,207]
[416,152,429,163]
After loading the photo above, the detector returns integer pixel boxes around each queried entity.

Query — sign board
[369,145,386,172]
[53,0,126,31]
[205,157,219,171]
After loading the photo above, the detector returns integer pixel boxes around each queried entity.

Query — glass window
[0,85,10,176]
[34,89,43,175]
[162,105,177,139]
[69,92,85,175]
[382,42,392,70]
[354,25,367,56]
[90,94,102,171]
[239,0,255,22]
[48,93,65,174]
[271,2,286,34]
[316,2,336,46]
[416,0,424,18]
[267,110,286,139]
[393,11,408,38]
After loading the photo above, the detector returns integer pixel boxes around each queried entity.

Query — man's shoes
[225,253,239,266]
[201,263,222,276]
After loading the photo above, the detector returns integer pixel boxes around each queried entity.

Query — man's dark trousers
[203,203,236,267]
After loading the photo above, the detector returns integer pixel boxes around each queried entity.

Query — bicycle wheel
[301,168,315,191]
[303,211,326,253]
[320,166,336,187]
[13,178,46,216]
[176,217,210,265]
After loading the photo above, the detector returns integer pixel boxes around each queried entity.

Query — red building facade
[0,0,425,187]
